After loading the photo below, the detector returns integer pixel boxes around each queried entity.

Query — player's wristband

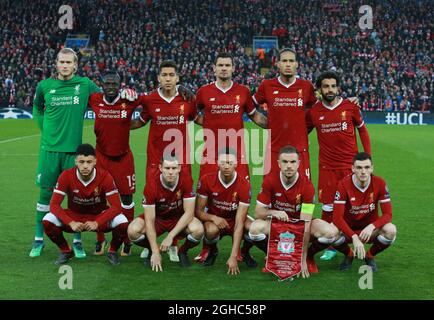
[300,203,315,221]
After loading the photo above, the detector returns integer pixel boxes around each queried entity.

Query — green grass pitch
[0,119,433,299]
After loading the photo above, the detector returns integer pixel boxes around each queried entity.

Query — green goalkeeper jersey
[33,75,101,152]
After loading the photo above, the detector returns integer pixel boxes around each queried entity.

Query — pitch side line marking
[0,125,93,144]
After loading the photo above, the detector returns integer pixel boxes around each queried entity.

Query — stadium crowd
[0,0,432,112]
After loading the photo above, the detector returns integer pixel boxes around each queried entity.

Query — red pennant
[265,218,305,281]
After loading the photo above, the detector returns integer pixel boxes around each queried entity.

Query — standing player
[31,48,101,259]
[193,52,267,263]
[195,148,256,275]
[42,144,129,266]
[333,152,397,272]
[252,48,317,178]
[195,52,268,180]
[89,72,141,256]
[131,60,197,182]
[31,48,136,259]
[305,71,371,261]
[127,154,204,271]
[248,145,339,276]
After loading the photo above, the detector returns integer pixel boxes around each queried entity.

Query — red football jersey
[253,77,317,153]
[197,171,251,219]
[256,171,315,220]
[139,89,197,167]
[333,174,392,236]
[53,167,119,215]
[306,98,366,169]
[89,93,140,157]
[196,82,256,165]
[142,172,195,219]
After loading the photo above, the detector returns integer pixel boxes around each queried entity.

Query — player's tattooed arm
[130,118,147,130]
[249,110,268,129]
[178,85,195,102]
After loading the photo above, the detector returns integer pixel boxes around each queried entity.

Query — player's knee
[39,187,53,205]
[127,219,144,241]
[380,223,397,242]
[249,220,267,236]
[204,224,219,239]
[189,220,204,239]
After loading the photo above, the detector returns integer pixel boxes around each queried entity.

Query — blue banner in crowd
[362,111,434,125]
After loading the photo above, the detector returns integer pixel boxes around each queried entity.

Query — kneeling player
[127,154,203,271]
[42,144,128,266]
[248,145,339,277]
[196,148,255,275]
[332,152,397,272]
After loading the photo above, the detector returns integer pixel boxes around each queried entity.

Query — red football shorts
[96,149,136,195]
[138,213,187,238]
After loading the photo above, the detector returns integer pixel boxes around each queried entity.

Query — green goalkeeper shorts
[35,150,76,189]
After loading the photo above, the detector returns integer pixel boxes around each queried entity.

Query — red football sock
[43,220,71,253]
[179,236,200,253]
[308,239,329,257]
[109,223,128,253]
[367,239,389,258]
[333,242,352,256]
[96,232,106,243]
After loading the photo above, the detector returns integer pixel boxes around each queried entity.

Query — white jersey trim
[157,87,179,104]
[76,168,97,187]
[214,81,233,93]
[53,189,66,196]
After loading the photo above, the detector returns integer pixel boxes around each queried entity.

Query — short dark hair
[76,144,96,157]
[103,71,120,81]
[218,147,237,158]
[315,71,340,88]
[353,152,372,164]
[279,145,299,157]
[215,52,233,65]
[278,48,297,61]
[159,60,178,74]
[160,151,179,164]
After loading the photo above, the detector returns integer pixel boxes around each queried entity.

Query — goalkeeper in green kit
[30,48,137,258]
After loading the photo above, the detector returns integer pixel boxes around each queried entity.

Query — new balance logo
[319,116,325,120]
[73,189,79,193]
[212,192,218,196]
[99,104,104,107]
[275,193,282,196]
[273,91,279,94]
[209,98,216,101]
[49,89,56,94]
[156,108,160,112]
[351,197,356,201]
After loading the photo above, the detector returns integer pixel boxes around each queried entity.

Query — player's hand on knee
[273,211,289,222]
[226,256,240,275]
[151,252,163,272]
[69,221,85,232]
[160,236,173,252]
[83,221,98,231]
[212,216,229,229]
[359,224,375,243]
[120,88,138,101]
